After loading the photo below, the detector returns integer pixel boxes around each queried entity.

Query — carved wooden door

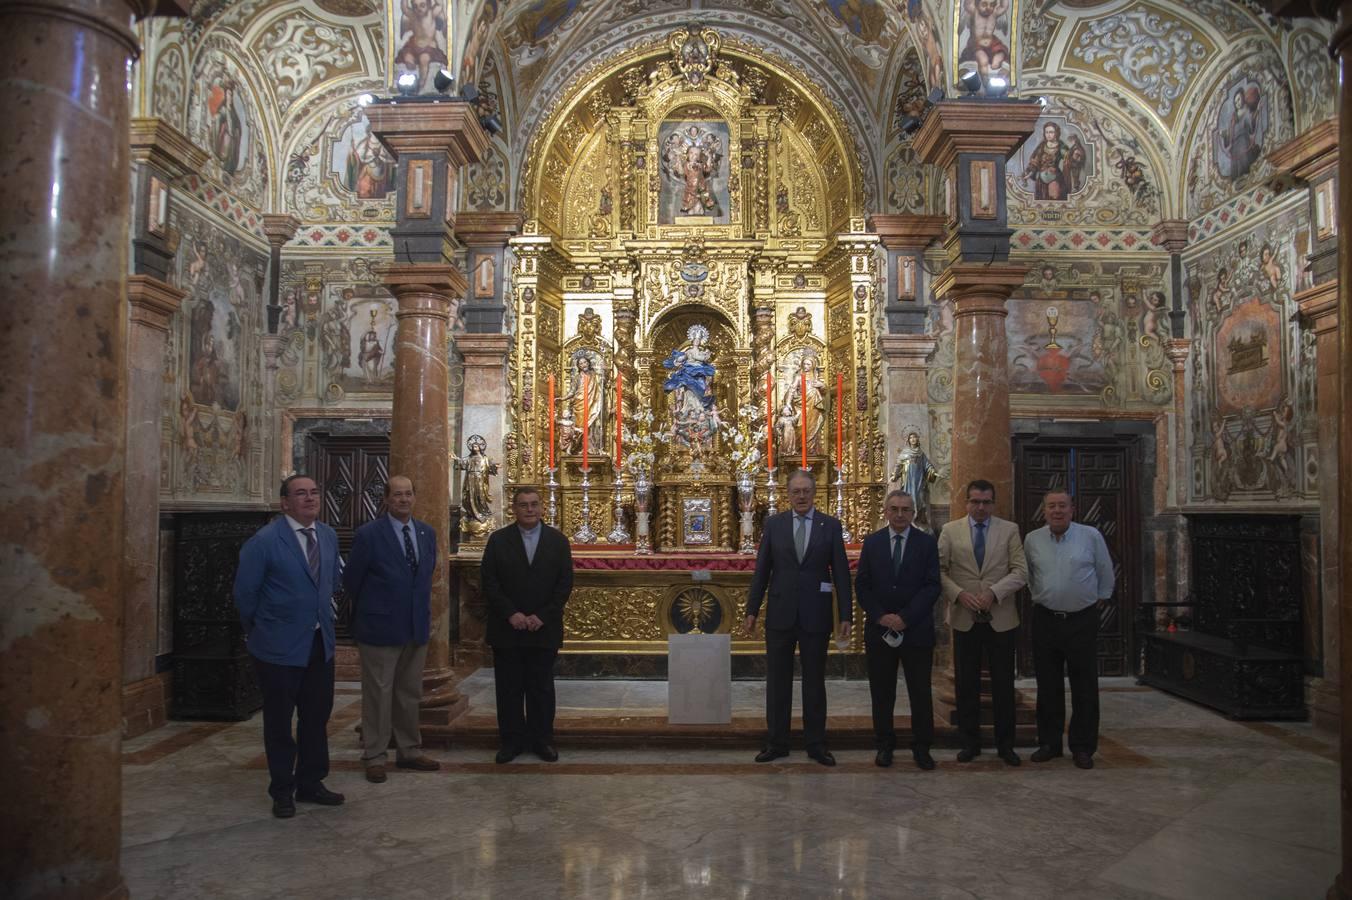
[1012,437,1140,677]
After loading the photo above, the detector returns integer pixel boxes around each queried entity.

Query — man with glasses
[938,479,1027,765]
[233,475,344,818]
[745,469,853,766]
[855,491,941,769]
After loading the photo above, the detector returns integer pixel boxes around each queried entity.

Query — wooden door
[1012,437,1140,677]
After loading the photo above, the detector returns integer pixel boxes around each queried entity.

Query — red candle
[615,369,623,470]
[836,371,844,467]
[581,373,590,470]
[548,374,555,469]
[765,369,774,469]
[800,368,808,471]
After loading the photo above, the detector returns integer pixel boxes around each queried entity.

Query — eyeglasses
[967,498,994,506]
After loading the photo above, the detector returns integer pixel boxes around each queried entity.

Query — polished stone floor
[121,675,1339,899]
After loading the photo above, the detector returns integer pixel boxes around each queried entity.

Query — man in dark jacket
[856,490,941,770]
[343,475,441,783]
[480,486,574,763]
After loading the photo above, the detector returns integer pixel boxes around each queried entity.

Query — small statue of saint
[891,431,941,530]
[453,434,499,538]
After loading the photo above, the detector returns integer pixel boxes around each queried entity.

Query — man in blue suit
[344,475,441,783]
[233,475,343,818]
[856,490,941,770]
[745,469,853,766]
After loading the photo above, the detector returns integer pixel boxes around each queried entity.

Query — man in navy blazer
[343,475,441,783]
[745,469,853,766]
[856,490,942,770]
[233,475,343,818]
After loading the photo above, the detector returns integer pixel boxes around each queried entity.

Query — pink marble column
[384,265,466,724]
[121,277,186,735]
[933,265,1029,519]
[1334,5,1352,896]
[0,1,179,897]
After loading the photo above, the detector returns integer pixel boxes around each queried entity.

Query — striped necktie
[301,527,320,581]
[402,524,418,572]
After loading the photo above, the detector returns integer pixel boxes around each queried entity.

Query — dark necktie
[794,515,808,563]
[892,532,904,575]
[973,521,986,570]
[402,523,418,572]
[301,527,320,581]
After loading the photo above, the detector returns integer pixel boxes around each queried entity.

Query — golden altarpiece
[455,28,888,664]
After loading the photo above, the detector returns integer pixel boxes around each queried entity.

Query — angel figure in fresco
[890,431,941,530]
[662,126,724,217]
[1209,418,1233,501]
[1260,243,1283,292]
[1209,268,1234,315]
[453,434,499,537]
[1265,399,1295,494]
[398,0,448,91]
[662,324,720,452]
[1142,291,1168,344]
[959,0,1010,85]
[558,351,605,455]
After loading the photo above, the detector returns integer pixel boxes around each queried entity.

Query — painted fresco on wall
[812,0,902,84]
[392,0,450,93]
[1186,202,1313,502]
[332,113,395,199]
[320,288,398,398]
[658,120,730,224]
[286,100,397,223]
[458,0,499,87]
[955,0,1015,93]
[188,46,269,210]
[501,0,587,95]
[1186,63,1294,218]
[1007,298,1107,395]
[1213,79,1269,181]
[1013,119,1091,202]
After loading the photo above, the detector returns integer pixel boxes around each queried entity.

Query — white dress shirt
[389,513,417,563]
[519,522,542,564]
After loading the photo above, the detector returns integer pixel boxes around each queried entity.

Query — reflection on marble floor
[121,680,1339,900]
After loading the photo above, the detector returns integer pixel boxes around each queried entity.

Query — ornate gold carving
[669,24,721,88]
[566,587,664,641]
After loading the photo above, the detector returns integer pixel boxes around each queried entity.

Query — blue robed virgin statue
[662,324,720,453]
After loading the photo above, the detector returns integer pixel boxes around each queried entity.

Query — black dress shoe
[913,749,936,771]
[1073,752,1094,770]
[1030,746,1063,763]
[998,749,1021,767]
[296,784,345,806]
[495,747,521,764]
[755,747,789,763]
[807,747,836,767]
[956,747,981,763]
[874,747,894,768]
[272,796,295,819]
[532,743,559,762]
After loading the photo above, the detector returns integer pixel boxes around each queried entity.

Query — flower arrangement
[620,408,660,477]
[720,403,766,476]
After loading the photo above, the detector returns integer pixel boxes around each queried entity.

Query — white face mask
[882,629,904,648]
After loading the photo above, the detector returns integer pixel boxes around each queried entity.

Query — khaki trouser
[358,641,427,765]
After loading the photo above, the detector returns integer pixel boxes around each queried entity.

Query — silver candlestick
[833,464,853,543]
[765,465,778,515]
[572,466,598,544]
[606,471,631,543]
[546,466,559,527]
[633,470,652,555]
[737,470,756,555]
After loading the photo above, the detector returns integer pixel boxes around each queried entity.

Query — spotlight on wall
[395,72,419,96]
[1036,95,1050,107]
[433,68,455,94]
[479,113,503,136]
[357,93,375,107]
[461,83,480,104]
[986,74,1009,97]
[958,69,982,95]
[928,86,945,105]
[899,115,922,136]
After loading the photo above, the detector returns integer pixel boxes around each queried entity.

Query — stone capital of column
[381,262,467,308]
[912,100,1043,168]
[366,101,489,167]
[454,211,524,246]
[1164,337,1194,371]
[260,333,288,370]
[878,334,938,368]
[1267,117,1340,182]
[130,117,207,178]
[933,262,1028,315]
[868,214,946,250]
[1296,278,1341,334]
[261,214,302,249]
[126,275,186,332]
[1151,219,1190,253]
[456,333,513,368]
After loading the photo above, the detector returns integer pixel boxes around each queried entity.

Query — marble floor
[121,675,1340,899]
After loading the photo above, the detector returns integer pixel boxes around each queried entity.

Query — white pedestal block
[667,633,732,724]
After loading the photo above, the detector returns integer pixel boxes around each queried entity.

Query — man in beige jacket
[938,478,1028,765]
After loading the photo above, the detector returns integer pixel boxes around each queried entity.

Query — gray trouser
[358,641,427,765]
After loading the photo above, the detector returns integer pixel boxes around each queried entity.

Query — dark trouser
[493,645,559,750]
[1033,604,1100,755]
[865,636,934,752]
[953,622,1017,753]
[765,626,829,751]
[252,631,334,800]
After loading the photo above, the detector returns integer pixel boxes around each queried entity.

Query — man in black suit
[480,486,574,763]
[745,469,853,766]
[856,490,941,770]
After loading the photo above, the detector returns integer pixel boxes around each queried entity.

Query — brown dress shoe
[365,765,387,784]
[396,755,441,772]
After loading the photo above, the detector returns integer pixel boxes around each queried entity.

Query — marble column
[455,211,523,334]
[869,214,945,334]
[121,278,186,737]
[259,215,301,490]
[1335,4,1352,896]
[0,1,180,897]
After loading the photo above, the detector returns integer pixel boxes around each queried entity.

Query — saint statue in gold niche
[558,350,606,455]
[782,351,826,455]
[662,324,720,455]
[453,434,498,537]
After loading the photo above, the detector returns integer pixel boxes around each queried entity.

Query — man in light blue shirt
[1024,489,1114,770]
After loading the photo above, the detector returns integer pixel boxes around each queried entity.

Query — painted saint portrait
[458,0,500,86]
[332,114,394,199]
[1015,120,1092,201]
[825,0,890,43]
[659,120,730,224]
[330,291,397,392]
[394,0,448,93]
[206,78,249,175]
[1214,80,1268,180]
[957,0,1012,91]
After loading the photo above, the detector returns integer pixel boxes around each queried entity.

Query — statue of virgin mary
[662,324,719,453]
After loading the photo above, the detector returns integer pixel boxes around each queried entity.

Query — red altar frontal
[449,548,865,662]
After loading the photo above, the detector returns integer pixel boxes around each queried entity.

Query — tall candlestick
[615,370,623,470]
[765,369,774,469]
[836,371,844,465]
[800,368,808,470]
[547,374,556,470]
[581,373,590,470]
